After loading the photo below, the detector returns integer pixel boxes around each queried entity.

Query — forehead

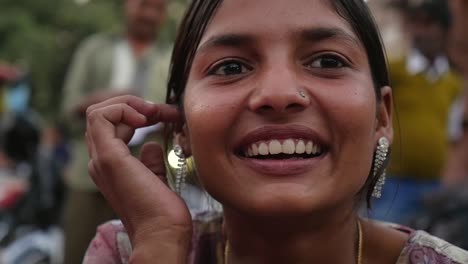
[200,0,356,44]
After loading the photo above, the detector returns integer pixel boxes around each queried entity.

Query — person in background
[61,0,169,263]
[369,0,463,225]
[0,63,29,115]
[0,63,39,169]
[407,0,468,249]
[0,64,19,113]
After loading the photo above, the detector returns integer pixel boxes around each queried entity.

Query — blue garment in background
[368,176,441,226]
[6,81,30,114]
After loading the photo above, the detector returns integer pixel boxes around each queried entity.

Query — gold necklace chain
[357,219,363,264]
[224,219,363,264]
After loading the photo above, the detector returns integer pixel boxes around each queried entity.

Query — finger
[88,159,98,184]
[86,95,144,114]
[88,103,147,151]
[86,95,182,125]
[140,142,167,184]
[92,152,182,223]
[115,124,135,144]
[85,132,94,158]
[144,103,182,126]
[87,158,119,216]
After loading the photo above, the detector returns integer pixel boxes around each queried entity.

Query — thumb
[140,142,168,184]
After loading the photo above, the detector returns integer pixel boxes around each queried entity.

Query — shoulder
[397,230,468,264]
[154,43,173,54]
[83,213,225,264]
[368,221,468,264]
[74,32,120,56]
[152,43,173,67]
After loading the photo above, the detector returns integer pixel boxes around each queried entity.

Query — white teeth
[312,144,318,154]
[269,140,282,155]
[296,140,305,154]
[244,139,322,157]
[306,141,313,154]
[258,142,269,155]
[282,139,296,154]
[248,147,253,157]
[252,144,259,155]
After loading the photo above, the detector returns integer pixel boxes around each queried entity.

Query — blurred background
[0,0,187,263]
[0,0,467,263]
[0,0,186,118]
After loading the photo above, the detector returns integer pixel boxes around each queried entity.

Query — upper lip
[234,124,328,154]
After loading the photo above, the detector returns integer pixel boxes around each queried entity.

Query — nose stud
[299,91,306,98]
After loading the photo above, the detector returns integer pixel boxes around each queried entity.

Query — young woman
[83,0,468,263]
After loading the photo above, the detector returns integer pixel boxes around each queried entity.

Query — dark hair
[166,0,390,208]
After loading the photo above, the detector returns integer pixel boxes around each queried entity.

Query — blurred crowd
[366,0,468,246]
[0,0,467,263]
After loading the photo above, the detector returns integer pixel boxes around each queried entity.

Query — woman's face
[183,0,392,216]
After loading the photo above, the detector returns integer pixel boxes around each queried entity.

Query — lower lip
[238,154,327,176]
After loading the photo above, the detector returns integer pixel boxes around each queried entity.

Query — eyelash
[305,53,350,69]
[207,59,253,76]
[206,53,350,77]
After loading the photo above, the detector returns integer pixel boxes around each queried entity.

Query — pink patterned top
[83,217,468,264]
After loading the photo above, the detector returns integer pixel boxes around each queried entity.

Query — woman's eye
[209,61,251,76]
[308,55,347,69]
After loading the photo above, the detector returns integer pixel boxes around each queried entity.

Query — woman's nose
[248,67,310,115]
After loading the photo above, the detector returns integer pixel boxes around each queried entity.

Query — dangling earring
[173,144,186,195]
[372,137,389,198]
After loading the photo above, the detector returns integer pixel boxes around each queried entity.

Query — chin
[233,187,340,219]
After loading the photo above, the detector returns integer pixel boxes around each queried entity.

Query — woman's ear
[174,124,192,156]
[376,86,394,143]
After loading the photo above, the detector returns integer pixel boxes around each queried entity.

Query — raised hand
[85,95,192,263]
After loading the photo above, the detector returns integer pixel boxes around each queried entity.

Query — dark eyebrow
[196,27,360,54]
[299,27,361,48]
[197,34,256,54]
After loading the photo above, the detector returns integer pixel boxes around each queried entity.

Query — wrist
[130,230,192,264]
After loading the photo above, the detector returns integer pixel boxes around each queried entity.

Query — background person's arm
[443,81,468,185]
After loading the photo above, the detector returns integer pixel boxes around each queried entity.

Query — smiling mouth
[238,139,325,160]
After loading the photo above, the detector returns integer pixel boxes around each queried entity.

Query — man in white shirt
[61,1,169,263]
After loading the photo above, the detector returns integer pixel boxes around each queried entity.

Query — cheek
[183,80,249,142]
[320,81,377,186]
[324,81,377,139]
[183,84,243,179]
[183,100,240,201]
[184,88,239,140]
